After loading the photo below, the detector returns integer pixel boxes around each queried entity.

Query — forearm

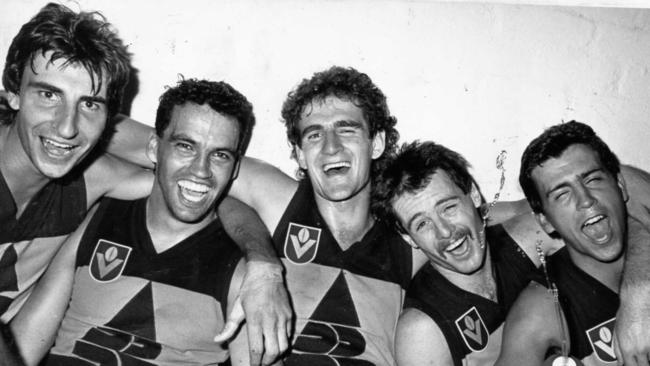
[219,196,279,264]
[621,217,650,291]
[106,114,155,169]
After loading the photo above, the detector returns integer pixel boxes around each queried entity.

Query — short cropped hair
[155,78,256,155]
[373,140,474,232]
[281,66,399,178]
[2,3,131,121]
[519,121,621,213]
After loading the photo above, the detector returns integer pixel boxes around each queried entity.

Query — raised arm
[495,282,563,366]
[11,206,97,366]
[395,308,454,366]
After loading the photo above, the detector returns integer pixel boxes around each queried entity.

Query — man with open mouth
[495,121,644,366]
[373,140,562,366]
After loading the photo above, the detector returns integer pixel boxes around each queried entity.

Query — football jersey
[0,167,86,322]
[546,248,619,366]
[47,197,242,365]
[273,180,412,366]
[404,224,540,366]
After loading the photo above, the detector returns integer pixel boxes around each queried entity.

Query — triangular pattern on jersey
[104,281,157,341]
[310,272,360,326]
[0,245,18,292]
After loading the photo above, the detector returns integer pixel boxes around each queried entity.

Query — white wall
[2,0,649,202]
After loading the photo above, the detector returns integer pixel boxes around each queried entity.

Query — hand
[214,261,292,365]
[614,285,650,366]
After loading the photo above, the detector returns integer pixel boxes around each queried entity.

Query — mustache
[438,227,472,248]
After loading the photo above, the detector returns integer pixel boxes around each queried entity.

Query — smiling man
[372,141,559,366]
[495,121,642,366]
[0,4,290,364]
[12,79,257,365]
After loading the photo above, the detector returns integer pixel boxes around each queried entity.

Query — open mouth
[41,137,77,156]
[178,180,211,203]
[444,235,468,254]
[581,214,610,243]
[323,161,351,175]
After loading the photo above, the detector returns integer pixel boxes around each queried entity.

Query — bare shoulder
[396,307,453,366]
[501,212,564,265]
[84,154,153,206]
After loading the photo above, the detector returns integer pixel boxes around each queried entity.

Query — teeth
[324,161,351,171]
[583,215,605,227]
[178,180,210,203]
[445,236,467,252]
[43,138,75,150]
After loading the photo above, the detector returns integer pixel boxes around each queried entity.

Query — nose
[189,154,212,179]
[433,217,453,240]
[55,104,79,139]
[575,183,596,210]
[323,130,342,154]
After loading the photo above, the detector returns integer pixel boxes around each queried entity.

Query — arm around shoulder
[495,282,563,366]
[395,307,454,366]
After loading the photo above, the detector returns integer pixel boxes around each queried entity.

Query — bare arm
[501,212,565,267]
[487,199,531,226]
[11,206,97,365]
[106,114,156,169]
[395,308,454,366]
[495,282,564,366]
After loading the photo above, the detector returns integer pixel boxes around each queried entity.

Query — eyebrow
[300,119,365,138]
[169,133,238,156]
[405,195,459,230]
[545,167,603,197]
[27,81,107,105]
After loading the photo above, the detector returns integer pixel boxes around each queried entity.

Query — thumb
[213,296,245,343]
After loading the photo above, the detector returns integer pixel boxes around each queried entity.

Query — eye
[81,100,102,112]
[175,142,193,153]
[443,203,458,214]
[414,219,431,233]
[338,127,357,135]
[211,151,234,162]
[553,191,569,201]
[38,90,59,103]
[305,131,321,141]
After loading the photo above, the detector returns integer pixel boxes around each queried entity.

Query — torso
[47,197,242,365]
[404,224,540,366]
[0,166,86,322]
[273,179,412,366]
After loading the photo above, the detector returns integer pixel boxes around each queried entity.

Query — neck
[0,124,50,217]
[435,245,497,302]
[313,183,375,251]
[145,185,215,254]
[567,247,624,293]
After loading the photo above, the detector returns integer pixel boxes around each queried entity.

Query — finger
[262,319,280,365]
[636,353,650,366]
[214,297,246,343]
[248,323,264,366]
[277,320,289,355]
[613,335,623,366]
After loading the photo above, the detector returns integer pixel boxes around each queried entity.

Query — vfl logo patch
[455,307,489,352]
[586,318,617,363]
[284,223,321,265]
[89,240,132,283]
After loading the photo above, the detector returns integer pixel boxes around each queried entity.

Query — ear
[295,144,307,170]
[231,158,242,180]
[535,212,557,236]
[617,172,629,203]
[400,232,420,249]
[470,182,482,208]
[145,134,159,166]
[371,130,386,159]
[6,91,20,110]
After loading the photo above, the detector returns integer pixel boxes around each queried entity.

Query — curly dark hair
[2,3,131,123]
[281,66,399,179]
[519,121,621,214]
[372,140,474,233]
[155,78,256,155]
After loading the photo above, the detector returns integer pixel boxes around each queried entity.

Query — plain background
[2,0,649,202]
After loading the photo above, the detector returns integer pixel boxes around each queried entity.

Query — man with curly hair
[12,79,260,365]
[0,3,290,364]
